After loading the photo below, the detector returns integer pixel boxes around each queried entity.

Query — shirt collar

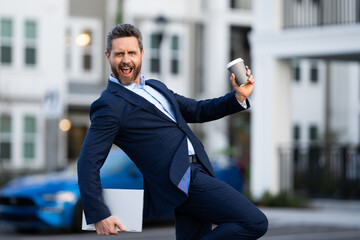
[109,73,145,90]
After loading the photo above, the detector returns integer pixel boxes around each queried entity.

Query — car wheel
[72,201,83,232]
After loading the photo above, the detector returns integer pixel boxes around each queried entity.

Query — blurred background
[0,0,360,238]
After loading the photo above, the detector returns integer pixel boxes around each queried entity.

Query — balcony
[284,0,360,29]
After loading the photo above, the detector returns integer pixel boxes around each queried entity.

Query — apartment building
[124,0,360,198]
[250,0,360,198]
[123,0,253,163]
[65,0,119,162]
[1,0,358,199]
[0,0,119,173]
[0,0,68,172]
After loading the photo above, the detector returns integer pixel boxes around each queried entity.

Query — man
[78,23,268,239]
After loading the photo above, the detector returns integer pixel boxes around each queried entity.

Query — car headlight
[42,191,76,203]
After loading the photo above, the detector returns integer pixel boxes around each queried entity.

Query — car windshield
[100,150,129,176]
[65,149,129,176]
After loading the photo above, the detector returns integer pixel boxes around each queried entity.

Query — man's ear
[141,49,144,61]
[105,51,110,63]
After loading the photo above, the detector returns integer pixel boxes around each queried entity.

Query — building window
[83,53,92,70]
[0,114,12,162]
[150,33,162,74]
[67,19,101,82]
[0,19,13,64]
[24,20,37,66]
[310,64,318,83]
[25,48,36,64]
[76,29,93,71]
[309,125,318,141]
[151,33,162,49]
[171,59,179,74]
[230,0,252,9]
[293,63,300,82]
[23,116,36,161]
[150,58,160,73]
[170,35,180,75]
[293,124,301,141]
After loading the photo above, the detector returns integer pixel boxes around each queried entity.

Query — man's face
[105,37,144,85]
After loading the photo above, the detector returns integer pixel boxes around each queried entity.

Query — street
[1,200,360,240]
[1,222,360,240]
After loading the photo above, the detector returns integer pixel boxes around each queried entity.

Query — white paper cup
[226,58,248,86]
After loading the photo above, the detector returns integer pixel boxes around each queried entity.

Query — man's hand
[95,215,126,235]
[231,66,255,103]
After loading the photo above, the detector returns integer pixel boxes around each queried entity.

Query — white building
[0,0,68,171]
[1,0,359,200]
[0,0,119,174]
[250,0,360,198]
[65,0,119,162]
[124,0,360,199]
[291,59,360,146]
[123,0,253,161]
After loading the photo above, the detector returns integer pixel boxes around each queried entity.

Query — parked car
[0,149,242,232]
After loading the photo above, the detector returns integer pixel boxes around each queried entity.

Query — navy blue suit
[77,79,267,239]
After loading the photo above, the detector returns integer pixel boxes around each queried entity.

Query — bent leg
[175,163,268,240]
[175,210,212,240]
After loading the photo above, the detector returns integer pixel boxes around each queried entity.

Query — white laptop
[82,189,144,232]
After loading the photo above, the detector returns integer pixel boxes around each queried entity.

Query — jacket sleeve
[173,90,250,123]
[77,99,121,224]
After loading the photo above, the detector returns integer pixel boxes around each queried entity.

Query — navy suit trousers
[175,162,268,240]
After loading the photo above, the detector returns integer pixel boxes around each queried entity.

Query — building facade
[0,0,119,175]
[250,0,360,198]
[1,0,359,200]
[65,0,119,162]
[0,0,68,172]
[123,0,253,164]
[124,0,360,198]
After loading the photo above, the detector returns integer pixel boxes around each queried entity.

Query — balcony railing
[279,144,360,199]
[284,0,360,28]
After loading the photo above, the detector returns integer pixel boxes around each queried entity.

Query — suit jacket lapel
[107,80,176,123]
[145,80,180,122]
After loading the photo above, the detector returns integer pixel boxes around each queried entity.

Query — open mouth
[120,66,133,76]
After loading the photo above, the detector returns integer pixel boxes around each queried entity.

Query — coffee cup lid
[226,58,244,69]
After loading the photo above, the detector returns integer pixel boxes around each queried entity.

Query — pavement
[1,199,360,240]
[261,199,360,228]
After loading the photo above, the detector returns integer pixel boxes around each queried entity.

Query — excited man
[78,23,268,240]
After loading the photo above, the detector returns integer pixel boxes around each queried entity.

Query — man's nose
[122,54,130,63]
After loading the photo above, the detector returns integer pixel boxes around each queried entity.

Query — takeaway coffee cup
[226,58,248,86]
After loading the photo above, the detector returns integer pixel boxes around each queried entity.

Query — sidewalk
[261,199,360,228]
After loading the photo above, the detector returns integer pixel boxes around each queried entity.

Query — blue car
[0,149,242,232]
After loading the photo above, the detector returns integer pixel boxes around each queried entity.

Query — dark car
[0,149,242,232]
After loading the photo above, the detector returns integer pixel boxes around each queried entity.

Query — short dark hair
[105,23,143,54]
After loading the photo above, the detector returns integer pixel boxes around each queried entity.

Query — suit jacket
[77,79,249,224]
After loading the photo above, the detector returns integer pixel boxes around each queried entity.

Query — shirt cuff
[237,99,247,109]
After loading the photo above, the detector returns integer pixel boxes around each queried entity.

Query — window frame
[309,124,318,141]
[24,20,37,66]
[0,114,12,162]
[23,115,37,161]
[310,63,319,83]
[149,32,162,74]
[66,18,102,83]
[0,18,13,65]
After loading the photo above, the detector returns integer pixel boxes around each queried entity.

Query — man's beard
[112,62,142,86]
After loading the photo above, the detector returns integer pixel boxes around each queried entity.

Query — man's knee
[250,212,268,238]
